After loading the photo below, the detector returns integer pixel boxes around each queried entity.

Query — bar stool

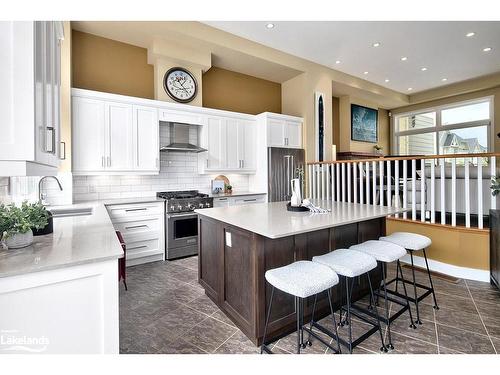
[312,249,387,353]
[261,260,341,354]
[380,232,439,325]
[350,240,416,350]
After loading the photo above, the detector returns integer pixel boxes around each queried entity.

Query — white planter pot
[4,230,34,249]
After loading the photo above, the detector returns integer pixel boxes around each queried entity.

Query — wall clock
[163,67,198,103]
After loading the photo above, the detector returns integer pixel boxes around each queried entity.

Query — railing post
[477,157,483,229]
[395,160,399,218]
[353,162,358,204]
[440,158,446,225]
[365,161,370,205]
[403,160,407,220]
[430,159,435,224]
[331,163,335,201]
[420,159,425,222]
[465,159,470,228]
[336,163,340,202]
[308,164,313,199]
[341,163,346,202]
[379,160,384,207]
[359,163,364,205]
[386,160,391,207]
[347,162,352,203]
[451,158,457,227]
[411,159,416,221]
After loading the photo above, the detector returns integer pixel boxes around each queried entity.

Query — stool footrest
[384,277,433,304]
[302,326,341,354]
[260,344,273,354]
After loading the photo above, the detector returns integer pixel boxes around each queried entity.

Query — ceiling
[205,21,500,94]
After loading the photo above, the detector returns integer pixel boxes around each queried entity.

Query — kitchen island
[195,200,404,345]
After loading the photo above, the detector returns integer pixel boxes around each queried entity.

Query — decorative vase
[4,230,34,249]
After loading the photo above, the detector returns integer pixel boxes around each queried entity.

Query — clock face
[163,67,198,103]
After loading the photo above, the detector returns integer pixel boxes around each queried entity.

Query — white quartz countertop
[195,200,405,239]
[0,202,124,278]
[207,191,266,198]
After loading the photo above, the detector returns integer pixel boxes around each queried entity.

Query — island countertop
[195,200,405,239]
[0,201,124,279]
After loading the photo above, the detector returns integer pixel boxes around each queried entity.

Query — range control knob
[205,202,211,208]
[170,205,175,211]
[198,203,204,208]
[187,204,195,210]
[177,204,183,210]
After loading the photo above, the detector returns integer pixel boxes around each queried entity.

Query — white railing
[307,153,498,229]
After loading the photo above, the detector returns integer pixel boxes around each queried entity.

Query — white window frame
[392,96,494,155]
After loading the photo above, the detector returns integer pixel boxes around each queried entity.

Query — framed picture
[351,104,378,143]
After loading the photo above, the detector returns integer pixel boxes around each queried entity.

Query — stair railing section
[307,153,499,229]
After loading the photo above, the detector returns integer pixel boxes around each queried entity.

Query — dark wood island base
[198,215,386,346]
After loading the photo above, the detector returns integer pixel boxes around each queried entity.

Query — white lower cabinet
[106,202,165,266]
[72,93,159,175]
[213,194,266,207]
[0,260,119,353]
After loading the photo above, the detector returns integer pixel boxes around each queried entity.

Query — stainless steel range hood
[160,123,207,153]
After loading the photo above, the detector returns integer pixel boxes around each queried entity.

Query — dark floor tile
[147,305,208,343]
[439,346,465,354]
[273,329,329,354]
[465,279,497,290]
[214,331,260,354]
[474,300,500,317]
[469,287,500,305]
[434,306,487,336]
[479,312,500,339]
[170,257,199,271]
[210,310,236,327]
[489,336,500,354]
[421,292,476,315]
[387,332,438,354]
[182,316,237,353]
[156,338,207,354]
[164,265,198,284]
[436,323,495,354]
[389,309,438,345]
[185,294,219,316]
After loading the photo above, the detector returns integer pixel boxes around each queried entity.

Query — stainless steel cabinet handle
[125,224,148,230]
[107,156,111,167]
[102,156,105,167]
[206,159,209,168]
[45,126,55,153]
[60,141,66,160]
[243,198,257,202]
[125,208,147,212]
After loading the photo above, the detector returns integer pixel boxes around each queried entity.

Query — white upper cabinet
[134,105,159,172]
[0,21,63,176]
[265,114,303,148]
[72,92,159,175]
[198,115,256,174]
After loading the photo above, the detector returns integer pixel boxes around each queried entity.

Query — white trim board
[400,254,489,282]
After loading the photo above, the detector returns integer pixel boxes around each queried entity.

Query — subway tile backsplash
[73,151,249,202]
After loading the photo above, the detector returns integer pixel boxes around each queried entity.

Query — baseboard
[400,254,489,282]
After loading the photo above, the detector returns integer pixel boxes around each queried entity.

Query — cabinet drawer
[231,195,266,205]
[213,197,230,208]
[124,237,162,259]
[107,202,163,220]
[113,217,161,237]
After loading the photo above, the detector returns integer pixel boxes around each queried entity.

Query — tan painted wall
[386,219,489,271]
[72,30,154,99]
[337,96,390,155]
[60,21,72,173]
[202,67,281,115]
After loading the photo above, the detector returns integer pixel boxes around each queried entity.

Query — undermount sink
[48,206,93,218]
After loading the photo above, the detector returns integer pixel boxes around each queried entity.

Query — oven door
[166,212,198,250]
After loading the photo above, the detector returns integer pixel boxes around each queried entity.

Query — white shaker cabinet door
[72,97,106,172]
[105,102,134,171]
[241,120,256,170]
[226,118,239,169]
[134,105,159,172]
[285,120,302,148]
[206,116,224,170]
[267,119,286,147]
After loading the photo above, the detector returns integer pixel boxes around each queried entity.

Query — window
[394,98,492,164]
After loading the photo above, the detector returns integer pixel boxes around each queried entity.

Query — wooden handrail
[306,152,500,165]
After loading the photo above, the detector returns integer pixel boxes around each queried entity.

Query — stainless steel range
[156,190,213,260]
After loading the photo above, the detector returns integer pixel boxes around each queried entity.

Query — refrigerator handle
[284,155,291,200]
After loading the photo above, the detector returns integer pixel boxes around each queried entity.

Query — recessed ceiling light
[483,47,492,52]
[363,71,369,75]
[372,42,381,47]
[384,79,390,83]
[466,32,475,37]
[441,78,448,82]
[266,23,275,29]
[421,67,428,71]
[407,87,413,91]
[335,60,341,64]
[401,56,408,61]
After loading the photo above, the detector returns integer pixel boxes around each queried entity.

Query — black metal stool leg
[397,260,416,329]
[338,277,345,326]
[345,277,353,353]
[381,264,394,350]
[300,298,306,349]
[295,297,302,354]
[327,289,341,354]
[367,272,388,353]
[409,251,422,325]
[305,294,318,346]
[261,286,275,354]
[423,249,439,310]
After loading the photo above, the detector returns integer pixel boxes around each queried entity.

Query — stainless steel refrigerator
[268,147,305,202]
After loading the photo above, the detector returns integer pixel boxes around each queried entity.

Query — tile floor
[119,257,500,354]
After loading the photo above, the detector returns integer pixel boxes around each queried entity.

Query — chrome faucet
[38,176,63,205]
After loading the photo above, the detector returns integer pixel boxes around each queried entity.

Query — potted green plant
[225,184,233,194]
[0,201,49,249]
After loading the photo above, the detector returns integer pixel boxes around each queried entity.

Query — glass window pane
[398,133,436,156]
[439,126,489,165]
[397,112,435,132]
[441,101,489,125]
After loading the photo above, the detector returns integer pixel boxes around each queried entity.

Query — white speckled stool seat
[380,232,439,325]
[312,249,387,353]
[312,249,377,277]
[350,240,415,349]
[261,261,341,354]
[380,232,432,251]
[265,261,339,298]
